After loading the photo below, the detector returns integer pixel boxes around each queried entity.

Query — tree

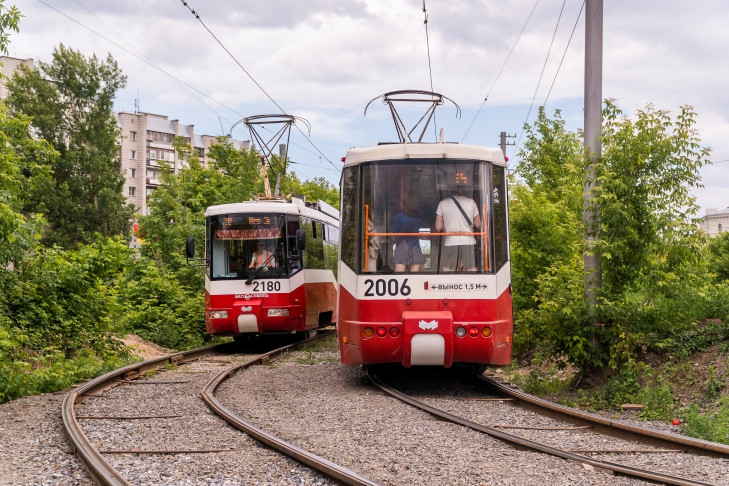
[0,106,55,267]
[511,102,713,369]
[0,1,19,54]
[6,44,134,248]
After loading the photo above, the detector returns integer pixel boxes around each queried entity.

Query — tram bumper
[402,311,453,367]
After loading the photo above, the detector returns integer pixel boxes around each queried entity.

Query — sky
[7,0,729,217]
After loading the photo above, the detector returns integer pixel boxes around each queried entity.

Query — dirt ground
[121,334,175,360]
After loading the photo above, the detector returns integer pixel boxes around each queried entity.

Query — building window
[130,150,136,159]
[719,224,723,233]
[128,186,136,196]
[130,131,137,142]
[130,168,136,178]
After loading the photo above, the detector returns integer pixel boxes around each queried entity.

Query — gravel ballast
[2,337,728,485]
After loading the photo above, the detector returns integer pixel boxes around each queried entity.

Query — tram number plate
[252,281,281,292]
[364,278,412,297]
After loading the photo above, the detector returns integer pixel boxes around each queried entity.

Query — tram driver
[249,241,276,268]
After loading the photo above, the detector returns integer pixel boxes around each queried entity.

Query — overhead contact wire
[179,1,339,171]
[511,0,568,167]
[461,0,541,142]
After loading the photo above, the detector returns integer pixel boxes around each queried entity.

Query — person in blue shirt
[392,198,425,272]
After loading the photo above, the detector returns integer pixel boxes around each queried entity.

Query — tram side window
[339,166,358,271]
[287,218,301,273]
[323,223,338,278]
[302,218,325,269]
[492,165,509,271]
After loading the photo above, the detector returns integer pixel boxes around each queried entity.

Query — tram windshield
[207,213,288,279]
[341,158,508,275]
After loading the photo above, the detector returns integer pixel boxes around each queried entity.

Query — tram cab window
[358,159,495,275]
[207,213,285,279]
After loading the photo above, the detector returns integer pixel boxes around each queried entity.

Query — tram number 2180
[363,278,412,297]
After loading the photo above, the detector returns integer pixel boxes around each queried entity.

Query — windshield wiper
[245,253,276,285]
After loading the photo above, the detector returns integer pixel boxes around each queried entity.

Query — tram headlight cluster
[209,310,228,319]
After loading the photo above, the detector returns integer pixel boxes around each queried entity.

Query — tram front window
[209,213,285,279]
[361,159,492,274]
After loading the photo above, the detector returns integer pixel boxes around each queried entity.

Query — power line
[179,1,339,172]
[511,0,568,166]
[543,1,585,108]
[422,0,437,139]
[36,0,241,134]
[461,0,541,142]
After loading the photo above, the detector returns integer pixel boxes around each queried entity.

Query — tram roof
[205,198,339,225]
[343,142,507,168]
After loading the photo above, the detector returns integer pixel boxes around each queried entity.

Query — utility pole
[584,0,603,324]
[499,131,516,158]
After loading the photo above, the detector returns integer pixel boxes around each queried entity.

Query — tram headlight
[267,308,289,317]
[468,326,480,337]
[389,327,401,338]
[376,327,387,337]
[481,326,493,337]
[363,327,375,338]
[455,327,467,337]
[210,310,228,319]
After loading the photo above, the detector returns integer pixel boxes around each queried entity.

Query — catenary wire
[422,0,438,139]
[510,0,568,168]
[38,0,337,179]
[543,1,585,108]
[179,1,339,172]
[36,0,241,135]
[461,0,541,142]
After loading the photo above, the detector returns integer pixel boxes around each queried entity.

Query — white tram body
[337,141,512,367]
[203,198,339,337]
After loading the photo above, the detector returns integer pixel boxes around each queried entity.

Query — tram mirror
[296,228,306,250]
[185,236,195,258]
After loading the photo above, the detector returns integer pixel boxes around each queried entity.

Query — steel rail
[369,370,717,486]
[480,375,729,459]
[202,330,380,486]
[62,342,235,486]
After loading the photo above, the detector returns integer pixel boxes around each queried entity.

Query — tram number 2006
[364,278,412,297]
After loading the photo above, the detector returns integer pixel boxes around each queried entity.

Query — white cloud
[7,0,729,210]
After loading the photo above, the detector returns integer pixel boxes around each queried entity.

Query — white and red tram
[197,198,339,339]
[337,141,512,367]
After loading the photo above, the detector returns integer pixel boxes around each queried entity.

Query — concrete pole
[584,0,602,319]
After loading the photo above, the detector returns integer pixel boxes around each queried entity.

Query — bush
[115,258,205,350]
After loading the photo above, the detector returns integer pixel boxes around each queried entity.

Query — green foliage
[0,102,55,267]
[6,44,134,248]
[681,396,729,445]
[115,258,205,350]
[509,184,581,314]
[0,237,134,403]
[705,232,729,282]
[511,102,719,371]
[0,1,20,55]
[280,173,340,209]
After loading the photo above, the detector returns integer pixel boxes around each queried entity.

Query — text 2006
[363,278,412,297]
[252,281,281,292]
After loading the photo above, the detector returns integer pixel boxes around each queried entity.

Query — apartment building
[117,111,249,215]
[700,208,729,237]
[0,56,34,98]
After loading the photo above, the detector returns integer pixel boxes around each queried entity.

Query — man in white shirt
[435,193,481,272]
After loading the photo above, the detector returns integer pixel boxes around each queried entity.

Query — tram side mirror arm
[296,229,306,250]
[185,236,205,266]
[186,236,195,258]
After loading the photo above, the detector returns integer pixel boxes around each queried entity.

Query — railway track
[368,367,729,486]
[62,330,375,485]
